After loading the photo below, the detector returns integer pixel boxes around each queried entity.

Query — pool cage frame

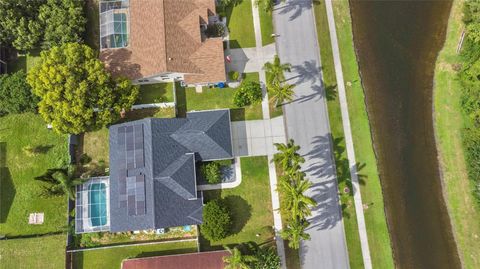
[75,176,111,233]
[99,0,130,49]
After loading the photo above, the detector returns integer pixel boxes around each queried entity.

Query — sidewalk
[324,0,372,268]
[251,2,287,269]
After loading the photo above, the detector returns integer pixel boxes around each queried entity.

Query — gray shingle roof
[108,109,232,232]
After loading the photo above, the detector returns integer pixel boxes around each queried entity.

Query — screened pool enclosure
[75,177,111,233]
[100,0,130,49]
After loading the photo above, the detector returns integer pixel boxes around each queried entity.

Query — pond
[349,0,461,268]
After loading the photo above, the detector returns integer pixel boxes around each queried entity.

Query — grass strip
[433,0,480,268]
[313,1,395,268]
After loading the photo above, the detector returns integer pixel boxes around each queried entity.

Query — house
[75,109,233,233]
[121,250,229,269]
[98,0,226,86]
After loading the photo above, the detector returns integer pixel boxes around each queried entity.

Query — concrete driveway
[231,116,286,157]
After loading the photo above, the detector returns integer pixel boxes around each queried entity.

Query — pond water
[349,0,461,268]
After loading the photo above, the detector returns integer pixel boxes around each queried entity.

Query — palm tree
[263,55,291,87]
[273,139,304,170]
[279,177,317,220]
[281,218,311,250]
[223,246,257,269]
[35,165,84,200]
[269,81,295,107]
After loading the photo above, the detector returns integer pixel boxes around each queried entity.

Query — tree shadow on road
[275,0,316,21]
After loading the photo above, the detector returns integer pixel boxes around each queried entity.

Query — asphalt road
[272,1,350,268]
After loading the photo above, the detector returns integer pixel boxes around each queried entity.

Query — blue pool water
[88,183,107,227]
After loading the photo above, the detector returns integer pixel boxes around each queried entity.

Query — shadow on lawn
[0,142,15,224]
[223,195,252,235]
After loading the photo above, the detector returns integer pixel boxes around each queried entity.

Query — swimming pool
[88,183,107,227]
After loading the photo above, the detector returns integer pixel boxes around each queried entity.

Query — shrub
[201,162,222,184]
[0,71,39,116]
[201,199,231,241]
[79,153,92,165]
[205,23,225,38]
[233,81,263,107]
[254,247,281,269]
[229,71,241,81]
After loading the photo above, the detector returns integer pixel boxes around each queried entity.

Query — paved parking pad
[231,116,286,157]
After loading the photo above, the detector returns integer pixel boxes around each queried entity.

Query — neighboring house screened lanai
[100,0,129,49]
[99,0,227,85]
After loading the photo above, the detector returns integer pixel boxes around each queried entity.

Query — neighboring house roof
[100,0,226,84]
[108,110,233,232]
[122,250,229,269]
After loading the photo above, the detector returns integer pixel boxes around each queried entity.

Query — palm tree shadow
[275,0,315,21]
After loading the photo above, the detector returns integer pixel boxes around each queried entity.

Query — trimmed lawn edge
[433,0,480,268]
[313,1,395,268]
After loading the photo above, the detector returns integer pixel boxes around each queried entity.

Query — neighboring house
[122,250,229,269]
[98,0,226,86]
[75,109,233,233]
[0,45,7,74]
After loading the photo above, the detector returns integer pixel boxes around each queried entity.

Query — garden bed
[74,226,198,249]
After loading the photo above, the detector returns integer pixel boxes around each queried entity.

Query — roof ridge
[161,0,168,71]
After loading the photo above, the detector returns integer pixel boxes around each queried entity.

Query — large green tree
[201,199,232,241]
[0,70,39,115]
[0,0,44,50]
[38,0,86,48]
[27,43,138,134]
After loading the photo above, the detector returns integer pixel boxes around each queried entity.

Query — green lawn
[226,0,256,48]
[0,234,66,269]
[73,240,197,269]
[269,99,283,118]
[136,83,174,104]
[8,49,42,74]
[0,113,69,237]
[83,127,110,166]
[176,73,263,121]
[433,0,480,268]
[200,156,274,250]
[313,1,395,268]
[258,8,275,46]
